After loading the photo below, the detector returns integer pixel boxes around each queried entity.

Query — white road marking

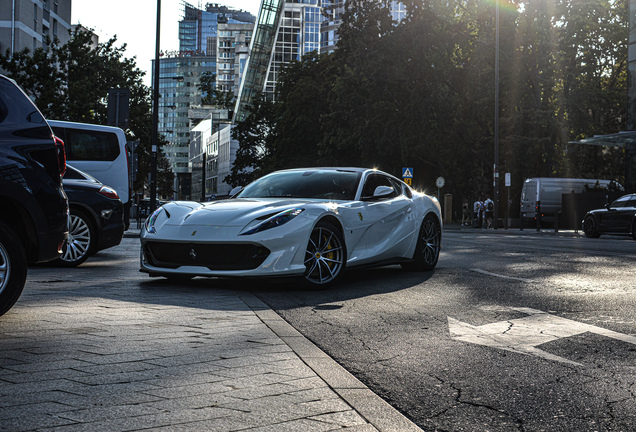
[448,306,636,366]
[470,268,538,283]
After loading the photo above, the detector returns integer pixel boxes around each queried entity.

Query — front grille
[144,241,270,271]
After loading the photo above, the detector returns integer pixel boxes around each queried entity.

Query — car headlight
[145,207,165,234]
[240,208,304,235]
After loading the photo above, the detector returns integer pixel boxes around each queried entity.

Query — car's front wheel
[583,215,600,238]
[303,220,346,288]
[0,222,27,317]
[402,214,441,272]
[55,210,94,267]
[632,220,636,241]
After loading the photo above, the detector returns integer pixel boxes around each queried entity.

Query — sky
[71,0,262,86]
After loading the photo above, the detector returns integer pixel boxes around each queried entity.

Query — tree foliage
[230,0,628,217]
[197,71,235,109]
[0,28,175,198]
[225,92,277,186]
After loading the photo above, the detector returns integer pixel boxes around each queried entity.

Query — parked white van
[49,120,131,228]
[520,177,619,225]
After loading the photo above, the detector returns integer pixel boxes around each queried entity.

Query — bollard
[443,194,453,226]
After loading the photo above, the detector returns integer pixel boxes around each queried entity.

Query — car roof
[276,167,368,172]
[273,167,399,177]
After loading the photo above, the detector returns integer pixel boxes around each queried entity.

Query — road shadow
[134,264,437,312]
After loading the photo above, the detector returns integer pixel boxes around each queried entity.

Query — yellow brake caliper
[323,234,334,269]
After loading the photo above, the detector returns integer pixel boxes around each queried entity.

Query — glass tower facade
[155,2,255,192]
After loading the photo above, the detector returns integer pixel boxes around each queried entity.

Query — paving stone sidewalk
[0,237,422,432]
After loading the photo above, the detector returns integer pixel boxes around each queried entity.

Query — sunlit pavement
[0,235,421,432]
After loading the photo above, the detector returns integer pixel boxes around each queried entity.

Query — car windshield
[238,170,361,201]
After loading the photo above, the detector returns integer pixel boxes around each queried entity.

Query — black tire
[632,220,636,241]
[401,214,441,272]
[55,210,95,267]
[303,220,346,288]
[583,215,601,239]
[0,222,28,317]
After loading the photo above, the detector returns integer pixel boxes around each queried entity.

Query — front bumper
[139,219,313,278]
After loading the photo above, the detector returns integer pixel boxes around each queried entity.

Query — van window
[521,183,536,201]
[53,128,120,161]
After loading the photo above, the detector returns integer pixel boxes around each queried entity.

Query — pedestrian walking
[462,201,470,226]
[473,198,483,228]
[484,195,494,229]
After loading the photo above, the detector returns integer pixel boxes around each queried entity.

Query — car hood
[160,198,323,227]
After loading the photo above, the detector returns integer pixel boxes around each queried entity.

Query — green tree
[197,71,235,109]
[229,0,629,215]
[0,28,174,199]
[557,0,627,182]
[225,92,276,187]
[270,52,336,168]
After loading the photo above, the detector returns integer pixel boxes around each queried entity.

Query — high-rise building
[217,20,253,97]
[154,2,255,198]
[235,0,405,121]
[264,0,322,95]
[179,2,255,56]
[0,0,72,58]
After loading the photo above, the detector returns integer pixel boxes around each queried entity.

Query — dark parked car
[582,194,636,240]
[0,75,68,317]
[55,165,125,267]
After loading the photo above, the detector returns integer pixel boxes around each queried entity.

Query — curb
[238,292,424,432]
[123,229,141,238]
[444,225,583,238]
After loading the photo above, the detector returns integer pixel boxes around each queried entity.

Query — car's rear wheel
[401,214,441,272]
[55,210,94,267]
[583,215,601,238]
[0,222,27,317]
[303,220,346,288]
[632,220,636,241]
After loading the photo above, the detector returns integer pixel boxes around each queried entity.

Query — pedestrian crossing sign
[402,167,413,178]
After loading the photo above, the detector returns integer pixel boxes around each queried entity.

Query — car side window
[362,174,398,200]
[388,177,409,198]
[611,196,630,208]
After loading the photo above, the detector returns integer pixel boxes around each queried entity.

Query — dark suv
[0,75,68,317]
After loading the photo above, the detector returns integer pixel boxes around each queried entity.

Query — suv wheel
[0,222,28,317]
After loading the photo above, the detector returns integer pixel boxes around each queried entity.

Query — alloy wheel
[0,243,9,295]
[304,223,345,285]
[61,213,92,265]
[420,217,441,267]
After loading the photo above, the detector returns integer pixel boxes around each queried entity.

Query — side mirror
[604,203,612,210]
[373,186,394,198]
[229,186,243,198]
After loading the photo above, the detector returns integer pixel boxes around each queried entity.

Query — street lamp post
[149,0,162,213]
[493,0,500,229]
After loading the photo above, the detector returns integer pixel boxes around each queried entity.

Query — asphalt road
[252,230,636,432]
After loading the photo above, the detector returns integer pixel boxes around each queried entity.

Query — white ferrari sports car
[140,168,442,287]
